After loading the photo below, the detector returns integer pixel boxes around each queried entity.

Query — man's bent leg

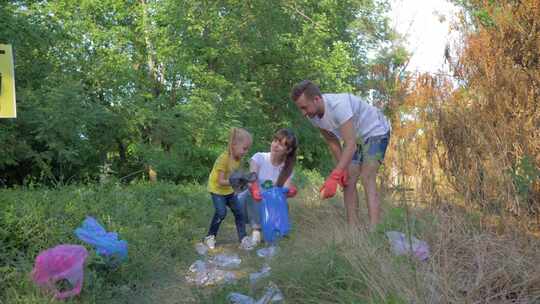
[360,161,381,227]
[358,133,389,228]
[343,163,361,226]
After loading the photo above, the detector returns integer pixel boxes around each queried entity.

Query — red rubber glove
[320,169,348,199]
[249,182,262,202]
[286,185,298,198]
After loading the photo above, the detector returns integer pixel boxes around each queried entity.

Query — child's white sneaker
[239,236,254,251]
[204,235,216,250]
[251,230,261,245]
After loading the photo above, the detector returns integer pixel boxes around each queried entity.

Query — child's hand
[249,182,263,201]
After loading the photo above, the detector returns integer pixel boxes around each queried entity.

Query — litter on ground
[227,281,284,303]
[385,231,430,261]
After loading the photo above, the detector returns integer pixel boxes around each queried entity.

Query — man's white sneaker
[204,235,216,250]
[251,230,261,245]
[239,236,254,251]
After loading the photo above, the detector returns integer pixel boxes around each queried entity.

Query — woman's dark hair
[274,129,298,187]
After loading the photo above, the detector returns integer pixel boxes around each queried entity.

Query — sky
[388,0,460,74]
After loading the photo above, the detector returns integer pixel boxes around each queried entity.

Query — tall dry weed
[283,193,540,303]
[384,0,540,223]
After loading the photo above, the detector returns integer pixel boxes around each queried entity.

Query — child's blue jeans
[207,192,247,241]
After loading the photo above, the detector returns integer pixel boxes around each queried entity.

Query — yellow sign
[0,44,16,118]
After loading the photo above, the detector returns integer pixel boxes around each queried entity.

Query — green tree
[0,0,397,185]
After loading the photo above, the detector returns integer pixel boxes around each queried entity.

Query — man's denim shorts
[352,132,390,165]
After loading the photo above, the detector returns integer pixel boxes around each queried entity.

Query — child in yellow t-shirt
[205,128,252,250]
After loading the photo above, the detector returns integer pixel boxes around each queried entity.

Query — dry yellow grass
[281,185,540,303]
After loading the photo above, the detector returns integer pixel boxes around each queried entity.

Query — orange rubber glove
[249,182,263,202]
[320,169,348,199]
[286,185,298,198]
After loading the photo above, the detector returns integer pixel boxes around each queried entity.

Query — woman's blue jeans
[237,190,261,229]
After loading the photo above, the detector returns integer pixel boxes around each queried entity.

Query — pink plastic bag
[31,244,88,299]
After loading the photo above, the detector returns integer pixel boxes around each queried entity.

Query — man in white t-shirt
[291,80,391,227]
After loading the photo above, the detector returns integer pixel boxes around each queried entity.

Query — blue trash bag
[259,187,290,243]
[74,216,128,264]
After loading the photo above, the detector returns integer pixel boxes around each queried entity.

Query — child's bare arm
[217,171,230,186]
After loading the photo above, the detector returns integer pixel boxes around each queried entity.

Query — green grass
[7,179,529,303]
[1,181,217,303]
[1,180,417,303]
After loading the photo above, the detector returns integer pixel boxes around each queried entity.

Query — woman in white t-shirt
[239,129,298,245]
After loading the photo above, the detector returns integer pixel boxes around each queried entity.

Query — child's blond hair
[227,127,252,158]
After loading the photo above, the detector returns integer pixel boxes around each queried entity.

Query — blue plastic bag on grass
[74,216,128,264]
[259,187,290,243]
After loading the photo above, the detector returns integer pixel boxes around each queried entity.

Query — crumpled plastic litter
[210,253,242,269]
[228,292,257,304]
[189,260,207,273]
[74,216,128,264]
[185,259,240,286]
[227,281,284,303]
[249,264,271,285]
[195,242,209,255]
[257,282,284,303]
[385,231,430,261]
[239,235,256,251]
[260,187,290,243]
[256,246,278,259]
[31,244,88,299]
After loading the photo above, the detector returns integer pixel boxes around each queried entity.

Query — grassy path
[1,182,288,303]
[5,181,539,303]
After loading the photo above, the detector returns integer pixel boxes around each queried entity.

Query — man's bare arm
[335,119,357,171]
[319,128,342,163]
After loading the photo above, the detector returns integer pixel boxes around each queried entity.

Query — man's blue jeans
[207,193,247,241]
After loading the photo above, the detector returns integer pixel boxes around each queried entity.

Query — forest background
[1,0,540,303]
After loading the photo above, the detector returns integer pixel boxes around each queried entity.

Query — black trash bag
[229,171,257,193]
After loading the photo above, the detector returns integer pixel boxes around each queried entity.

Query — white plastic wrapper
[249,264,271,285]
[211,253,242,269]
[227,281,284,303]
[186,260,239,286]
[256,246,278,259]
[385,231,430,261]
